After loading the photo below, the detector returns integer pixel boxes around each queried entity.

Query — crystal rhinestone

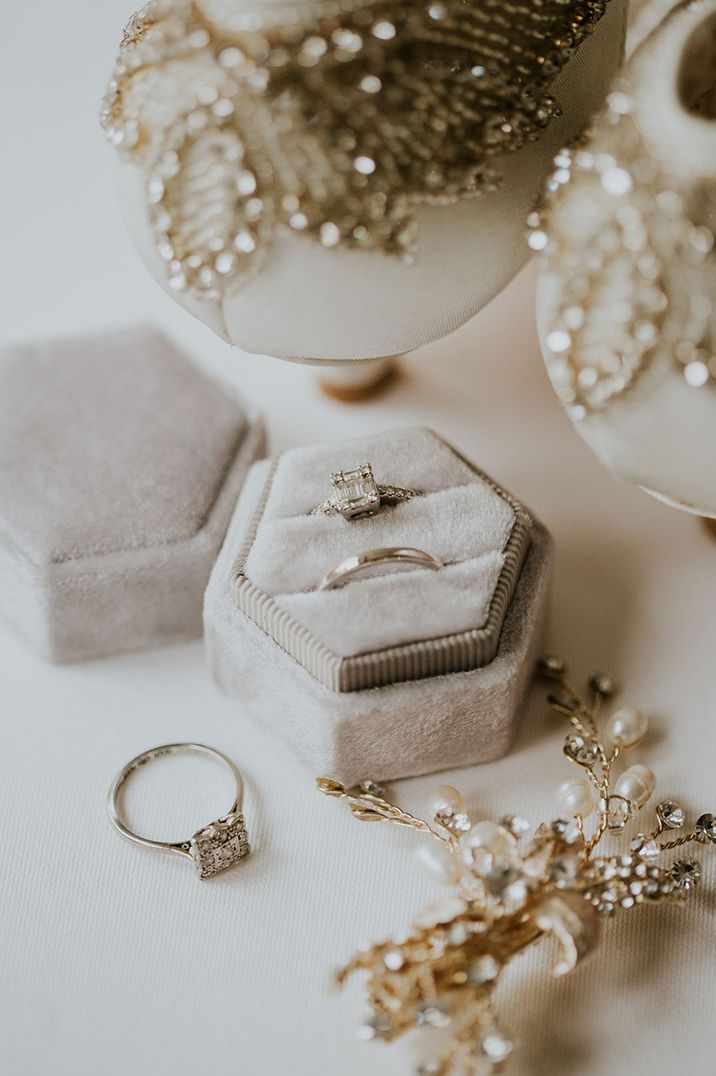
[418,1004,451,1029]
[215,252,235,274]
[468,954,500,985]
[550,854,579,888]
[500,815,531,839]
[219,46,243,68]
[528,229,549,252]
[147,178,165,203]
[588,672,617,698]
[354,155,376,175]
[537,655,565,678]
[564,734,600,767]
[602,880,628,904]
[606,795,632,832]
[547,330,571,353]
[320,222,341,248]
[189,812,250,879]
[601,166,632,197]
[236,170,257,195]
[417,1060,442,1076]
[331,29,362,52]
[383,950,404,971]
[550,818,581,844]
[562,820,582,845]
[434,807,471,834]
[234,231,256,254]
[482,1033,513,1063]
[358,779,384,797]
[448,923,468,946]
[372,20,396,40]
[630,835,659,859]
[547,688,576,711]
[484,863,523,900]
[695,814,716,844]
[656,801,684,830]
[685,360,710,387]
[360,75,381,94]
[671,860,701,891]
[357,1013,391,1040]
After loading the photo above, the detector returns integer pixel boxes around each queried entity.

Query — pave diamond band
[107,743,250,880]
[312,464,420,520]
[319,547,442,591]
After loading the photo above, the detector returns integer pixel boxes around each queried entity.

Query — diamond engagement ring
[108,743,250,880]
[312,464,420,520]
[319,547,442,591]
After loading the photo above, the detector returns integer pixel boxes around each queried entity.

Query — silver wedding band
[319,547,442,591]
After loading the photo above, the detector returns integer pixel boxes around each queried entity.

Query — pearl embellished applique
[533,83,716,419]
[102,0,611,300]
[318,659,715,1076]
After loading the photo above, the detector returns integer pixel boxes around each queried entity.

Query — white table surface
[2,4,715,1076]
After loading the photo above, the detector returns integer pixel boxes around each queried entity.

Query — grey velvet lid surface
[0,325,247,566]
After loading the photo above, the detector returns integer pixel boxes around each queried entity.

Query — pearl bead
[557,777,594,818]
[461,820,513,855]
[607,705,648,747]
[427,784,465,819]
[415,840,461,885]
[460,820,516,875]
[615,764,655,808]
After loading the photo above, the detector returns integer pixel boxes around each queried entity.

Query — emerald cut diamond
[330,464,381,518]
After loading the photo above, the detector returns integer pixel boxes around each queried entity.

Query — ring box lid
[0,323,265,661]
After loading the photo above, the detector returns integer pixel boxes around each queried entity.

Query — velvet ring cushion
[0,324,265,661]
[205,428,553,782]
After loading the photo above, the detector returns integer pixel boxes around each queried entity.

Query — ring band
[319,547,442,591]
[107,743,250,880]
[312,464,420,520]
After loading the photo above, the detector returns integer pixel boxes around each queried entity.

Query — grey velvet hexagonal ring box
[0,325,265,662]
[205,428,553,783]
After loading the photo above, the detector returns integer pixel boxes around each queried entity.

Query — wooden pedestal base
[702,516,716,541]
[317,356,401,402]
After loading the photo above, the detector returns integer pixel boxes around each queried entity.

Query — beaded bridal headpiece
[102,0,610,301]
[318,659,714,1075]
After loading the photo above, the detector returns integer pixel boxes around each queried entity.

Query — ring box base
[205,430,553,783]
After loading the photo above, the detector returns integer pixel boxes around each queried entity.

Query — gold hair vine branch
[102,0,611,301]
[317,657,715,1075]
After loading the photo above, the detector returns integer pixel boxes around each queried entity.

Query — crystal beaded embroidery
[102,0,611,299]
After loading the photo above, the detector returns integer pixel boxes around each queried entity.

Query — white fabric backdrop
[1,4,715,1076]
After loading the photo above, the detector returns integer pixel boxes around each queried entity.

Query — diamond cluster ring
[312,464,420,520]
[107,743,250,880]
